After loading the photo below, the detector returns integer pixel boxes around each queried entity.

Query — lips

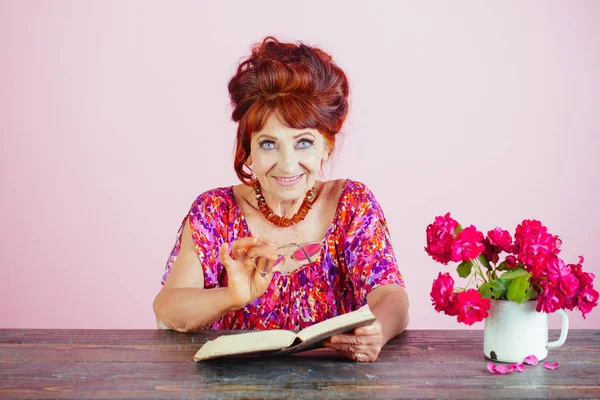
[274,174,303,182]
[272,174,304,187]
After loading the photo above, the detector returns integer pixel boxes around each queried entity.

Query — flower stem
[465,269,475,289]
[472,258,489,284]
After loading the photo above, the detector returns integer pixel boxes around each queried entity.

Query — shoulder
[190,186,235,209]
[336,179,387,227]
[187,186,236,222]
[318,179,372,203]
[339,179,379,207]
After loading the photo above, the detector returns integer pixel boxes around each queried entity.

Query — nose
[278,146,299,173]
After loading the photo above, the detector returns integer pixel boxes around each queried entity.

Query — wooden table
[1,329,598,398]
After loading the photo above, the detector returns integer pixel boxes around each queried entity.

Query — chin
[268,180,310,197]
[271,186,306,201]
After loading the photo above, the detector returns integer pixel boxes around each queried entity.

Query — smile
[272,174,304,186]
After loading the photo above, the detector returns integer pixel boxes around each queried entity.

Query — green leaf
[457,260,473,278]
[496,261,507,271]
[507,274,532,304]
[477,254,492,270]
[499,267,528,280]
[479,284,492,299]
[523,286,534,302]
[479,279,509,300]
[454,224,463,235]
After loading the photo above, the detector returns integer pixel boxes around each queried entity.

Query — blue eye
[297,139,314,149]
[259,141,276,150]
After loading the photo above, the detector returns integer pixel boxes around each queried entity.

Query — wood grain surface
[1,329,599,399]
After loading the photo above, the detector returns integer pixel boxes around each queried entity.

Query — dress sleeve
[343,184,405,305]
[160,191,228,288]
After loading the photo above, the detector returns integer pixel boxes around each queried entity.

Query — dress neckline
[228,179,349,276]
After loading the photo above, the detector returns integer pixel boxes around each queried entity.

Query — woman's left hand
[322,319,384,362]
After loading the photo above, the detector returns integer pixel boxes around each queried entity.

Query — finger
[258,261,275,280]
[328,334,367,345]
[252,251,277,279]
[354,351,377,363]
[323,342,364,354]
[230,237,258,260]
[219,243,232,266]
[355,324,381,336]
[323,343,376,362]
[231,245,253,260]
[230,237,258,254]
[246,244,279,260]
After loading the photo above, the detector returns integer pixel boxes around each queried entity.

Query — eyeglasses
[253,241,322,277]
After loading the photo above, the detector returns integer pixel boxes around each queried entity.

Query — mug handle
[547,309,569,348]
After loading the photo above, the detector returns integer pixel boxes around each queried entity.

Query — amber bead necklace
[252,180,315,227]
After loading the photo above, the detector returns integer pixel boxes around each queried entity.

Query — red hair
[228,36,350,184]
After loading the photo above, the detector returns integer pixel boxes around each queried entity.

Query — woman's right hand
[219,237,279,310]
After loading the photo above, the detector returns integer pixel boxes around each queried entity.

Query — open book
[194,305,376,361]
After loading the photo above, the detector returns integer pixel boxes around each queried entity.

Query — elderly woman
[153,37,409,362]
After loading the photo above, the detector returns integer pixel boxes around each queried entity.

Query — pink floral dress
[161,180,404,330]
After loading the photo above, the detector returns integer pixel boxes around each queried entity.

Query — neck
[261,194,305,219]
[252,180,320,223]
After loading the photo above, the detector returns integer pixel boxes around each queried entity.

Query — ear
[321,148,330,163]
[246,155,252,167]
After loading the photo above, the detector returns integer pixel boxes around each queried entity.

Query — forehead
[254,113,321,139]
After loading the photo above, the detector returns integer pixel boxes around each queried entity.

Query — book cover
[194,305,376,361]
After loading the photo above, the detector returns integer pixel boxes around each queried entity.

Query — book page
[273,305,376,355]
[296,305,375,343]
[194,330,297,361]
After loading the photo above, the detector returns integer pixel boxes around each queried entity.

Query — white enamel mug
[483,299,569,363]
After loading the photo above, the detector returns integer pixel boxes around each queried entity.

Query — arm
[154,287,237,332]
[367,284,409,343]
[323,284,409,362]
[153,218,278,332]
[153,219,235,332]
[323,183,409,361]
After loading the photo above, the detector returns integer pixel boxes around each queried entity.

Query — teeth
[276,175,302,182]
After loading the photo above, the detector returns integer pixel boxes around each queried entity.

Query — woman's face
[248,113,330,202]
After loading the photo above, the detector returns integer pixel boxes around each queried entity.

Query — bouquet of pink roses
[425,213,599,325]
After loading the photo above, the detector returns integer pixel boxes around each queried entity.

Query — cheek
[250,154,275,173]
[300,153,323,172]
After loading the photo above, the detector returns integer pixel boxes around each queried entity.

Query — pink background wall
[2,1,599,331]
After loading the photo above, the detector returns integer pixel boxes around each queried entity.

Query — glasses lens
[254,255,284,274]
[292,242,321,263]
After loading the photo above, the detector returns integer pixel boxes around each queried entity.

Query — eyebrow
[256,132,316,141]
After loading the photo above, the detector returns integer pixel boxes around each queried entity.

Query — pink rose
[482,238,499,264]
[569,256,593,279]
[542,256,580,310]
[482,228,513,265]
[578,286,599,319]
[529,258,551,283]
[450,226,485,262]
[578,271,595,289]
[455,289,491,325]
[445,300,460,317]
[425,213,459,265]
[547,257,579,295]
[505,255,518,269]
[487,228,513,253]
[430,272,456,313]
[514,220,561,271]
[552,236,562,253]
[536,284,566,314]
